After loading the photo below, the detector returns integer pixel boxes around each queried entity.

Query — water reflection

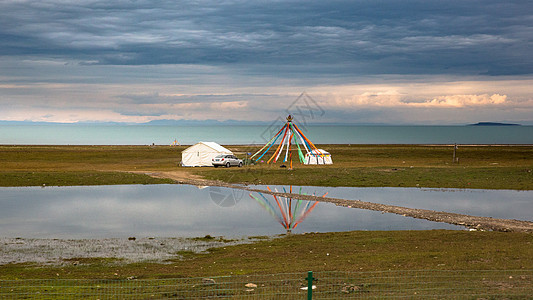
[257,186,532,222]
[250,186,324,234]
[0,184,466,239]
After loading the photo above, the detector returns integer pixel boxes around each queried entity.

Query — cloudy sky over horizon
[1,0,532,124]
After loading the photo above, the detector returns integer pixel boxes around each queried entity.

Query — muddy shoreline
[0,237,268,265]
[148,171,533,233]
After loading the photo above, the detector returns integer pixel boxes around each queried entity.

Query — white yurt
[304,149,333,165]
[181,142,233,167]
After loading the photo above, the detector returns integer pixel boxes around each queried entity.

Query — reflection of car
[212,154,243,168]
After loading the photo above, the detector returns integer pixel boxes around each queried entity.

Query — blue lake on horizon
[1,124,533,145]
[1,185,531,239]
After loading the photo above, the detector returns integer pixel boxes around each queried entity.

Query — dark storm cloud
[1,0,532,75]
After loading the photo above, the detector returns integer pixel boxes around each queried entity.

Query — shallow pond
[1,184,530,238]
[260,185,533,222]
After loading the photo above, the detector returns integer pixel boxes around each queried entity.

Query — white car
[212,154,243,168]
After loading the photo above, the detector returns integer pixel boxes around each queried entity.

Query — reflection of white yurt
[181,142,232,167]
[304,149,333,165]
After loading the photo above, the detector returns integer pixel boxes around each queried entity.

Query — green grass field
[199,144,533,189]
[2,231,532,280]
[0,145,179,186]
[1,144,532,189]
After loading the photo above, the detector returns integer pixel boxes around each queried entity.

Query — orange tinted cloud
[324,92,508,108]
[412,94,507,107]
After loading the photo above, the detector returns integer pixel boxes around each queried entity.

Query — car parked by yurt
[212,154,243,168]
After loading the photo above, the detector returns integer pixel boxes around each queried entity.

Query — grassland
[197,144,533,189]
[0,145,178,186]
[1,231,532,280]
[1,144,532,189]
[1,144,533,292]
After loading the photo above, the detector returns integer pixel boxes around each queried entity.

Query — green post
[306,271,314,300]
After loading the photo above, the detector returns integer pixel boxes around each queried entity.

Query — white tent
[304,149,333,165]
[181,142,233,167]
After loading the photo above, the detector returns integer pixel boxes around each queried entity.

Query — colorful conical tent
[249,186,327,233]
[251,115,326,167]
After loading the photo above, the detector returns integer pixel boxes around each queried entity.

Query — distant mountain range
[144,119,267,126]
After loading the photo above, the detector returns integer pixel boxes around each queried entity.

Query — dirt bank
[147,171,533,233]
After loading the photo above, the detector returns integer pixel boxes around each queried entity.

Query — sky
[1,0,532,125]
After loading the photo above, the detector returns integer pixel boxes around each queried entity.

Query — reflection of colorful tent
[249,186,328,233]
[250,115,331,167]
